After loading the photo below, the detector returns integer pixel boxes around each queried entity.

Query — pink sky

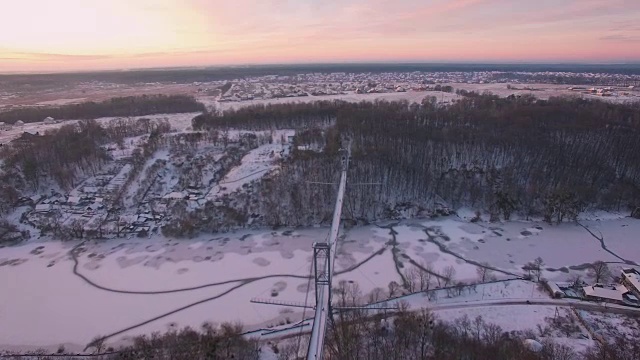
[1,0,640,72]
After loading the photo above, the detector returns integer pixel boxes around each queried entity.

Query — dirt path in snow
[577,222,638,265]
[422,227,522,278]
[68,241,388,346]
[376,223,409,288]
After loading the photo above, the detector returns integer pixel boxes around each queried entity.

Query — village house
[621,268,640,297]
[582,283,640,306]
[34,204,52,213]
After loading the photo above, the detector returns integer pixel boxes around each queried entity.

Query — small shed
[523,339,543,353]
[43,117,55,124]
[35,204,52,213]
[545,281,564,298]
[163,191,186,200]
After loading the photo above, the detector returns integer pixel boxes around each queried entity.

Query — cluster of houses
[199,70,640,104]
[0,117,58,132]
[0,121,22,131]
[548,268,640,307]
[568,86,637,97]
[29,192,106,217]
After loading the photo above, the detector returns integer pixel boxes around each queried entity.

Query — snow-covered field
[205,83,640,112]
[207,91,461,112]
[443,83,640,103]
[1,216,639,352]
[0,112,200,145]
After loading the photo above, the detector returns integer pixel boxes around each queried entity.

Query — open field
[2,215,639,353]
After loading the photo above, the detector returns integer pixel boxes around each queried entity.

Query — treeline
[4,306,637,359]
[194,96,640,227]
[317,285,640,360]
[1,121,110,192]
[193,101,338,130]
[0,94,204,124]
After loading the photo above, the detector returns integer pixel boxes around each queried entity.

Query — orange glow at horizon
[1,0,640,73]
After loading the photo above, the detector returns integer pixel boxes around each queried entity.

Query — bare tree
[388,281,401,298]
[368,287,385,303]
[587,261,612,284]
[532,257,545,282]
[443,265,456,287]
[87,336,106,354]
[476,263,493,283]
[404,268,419,292]
[418,262,433,291]
[568,274,584,289]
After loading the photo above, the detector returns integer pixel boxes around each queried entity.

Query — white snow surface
[206,143,288,200]
[1,216,639,352]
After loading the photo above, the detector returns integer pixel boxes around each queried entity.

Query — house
[35,204,52,213]
[545,281,564,298]
[621,268,640,297]
[0,122,11,130]
[67,196,81,206]
[11,131,40,144]
[582,283,639,305]
[15,120,24,127]
[86,203,103,211]
[163,191,186,200]
[43,117,55,124]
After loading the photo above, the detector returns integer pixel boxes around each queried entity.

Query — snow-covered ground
[1,216,639,352]
[208,91,460,112]
[206,143,288,200]
[0,112,200,145]
[205,83,640,113]
[576,309,640,342]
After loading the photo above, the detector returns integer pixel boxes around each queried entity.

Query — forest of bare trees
[195,95,640,227]
[0,118,172,215]
[4,305,637,360]
[0,94,204,124]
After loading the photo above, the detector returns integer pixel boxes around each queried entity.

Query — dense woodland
[195,95,640,227]
[0,94,204,124]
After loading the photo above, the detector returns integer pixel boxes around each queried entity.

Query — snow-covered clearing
[209,91,460,112]
[1,216,639,352]
[576,310,640,342]
[35,98,87,106]
[206,142,289,200]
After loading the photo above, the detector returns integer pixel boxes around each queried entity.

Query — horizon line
[3,60,640,76]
